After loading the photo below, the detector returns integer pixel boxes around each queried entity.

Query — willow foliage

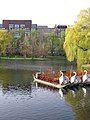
[0,29,13,55]
[64,8,90,67]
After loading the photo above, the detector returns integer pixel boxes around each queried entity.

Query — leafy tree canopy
[64,8,90,68]
[0,29,13,55]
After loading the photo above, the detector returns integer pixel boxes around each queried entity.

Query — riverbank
[0,56,67,61]
[0,56,73,71]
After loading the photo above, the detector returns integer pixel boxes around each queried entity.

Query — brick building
[3,20,32,30]
[3,20,32,38]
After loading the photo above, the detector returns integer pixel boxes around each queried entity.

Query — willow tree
[0,29,13,56]
[64,8,90,69]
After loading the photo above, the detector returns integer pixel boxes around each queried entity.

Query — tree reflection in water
[0,69,33,100]
[65,87,90,120]
[0,68,90,120]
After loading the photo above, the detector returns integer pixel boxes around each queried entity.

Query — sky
[0,0,90,27]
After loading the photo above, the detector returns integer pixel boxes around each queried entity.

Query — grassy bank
[0,56,67,61]
[0,57,46,61]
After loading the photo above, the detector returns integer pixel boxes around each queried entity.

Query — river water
[0,60,90,120]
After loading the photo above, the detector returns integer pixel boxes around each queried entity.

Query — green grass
[0,56,48,61]
[0,56,67,61]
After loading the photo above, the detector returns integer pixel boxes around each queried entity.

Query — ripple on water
[0,86,75,120]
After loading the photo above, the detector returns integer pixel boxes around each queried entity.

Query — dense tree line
[64,8,90,68]
[0,28,66,58]
[0,30,13,56]
[0,8,89,70]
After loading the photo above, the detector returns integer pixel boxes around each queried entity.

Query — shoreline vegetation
[0,56,72,71]
[0,56,89,70]
[0,56,67,61]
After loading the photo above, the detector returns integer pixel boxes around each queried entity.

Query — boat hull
[33,76,67,89]
[33,74,90,89]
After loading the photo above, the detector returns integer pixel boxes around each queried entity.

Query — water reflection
[0,60,90,120]
[0,59,76,71]
[65,87,90,120]
[82,87,86,97]
[0,69,33,100]
[34,79,90,120]
[70,89,76,97]
[59,89,64,98]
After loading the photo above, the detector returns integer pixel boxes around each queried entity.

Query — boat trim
[33,76,67,89]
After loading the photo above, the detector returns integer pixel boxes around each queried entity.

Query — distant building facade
[3,20,32,38]
[37,25,54,34]
[55,24,67,35]
[3,20,32,30]
[0,24,3,28]
[32,24,37,30]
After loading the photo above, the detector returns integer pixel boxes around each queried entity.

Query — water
[0,60,90,120]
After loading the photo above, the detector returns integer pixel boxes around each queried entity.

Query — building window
[9,24,14,30]
[25,28,30,35]
[15,24,19,30]
[20,24,25,29]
